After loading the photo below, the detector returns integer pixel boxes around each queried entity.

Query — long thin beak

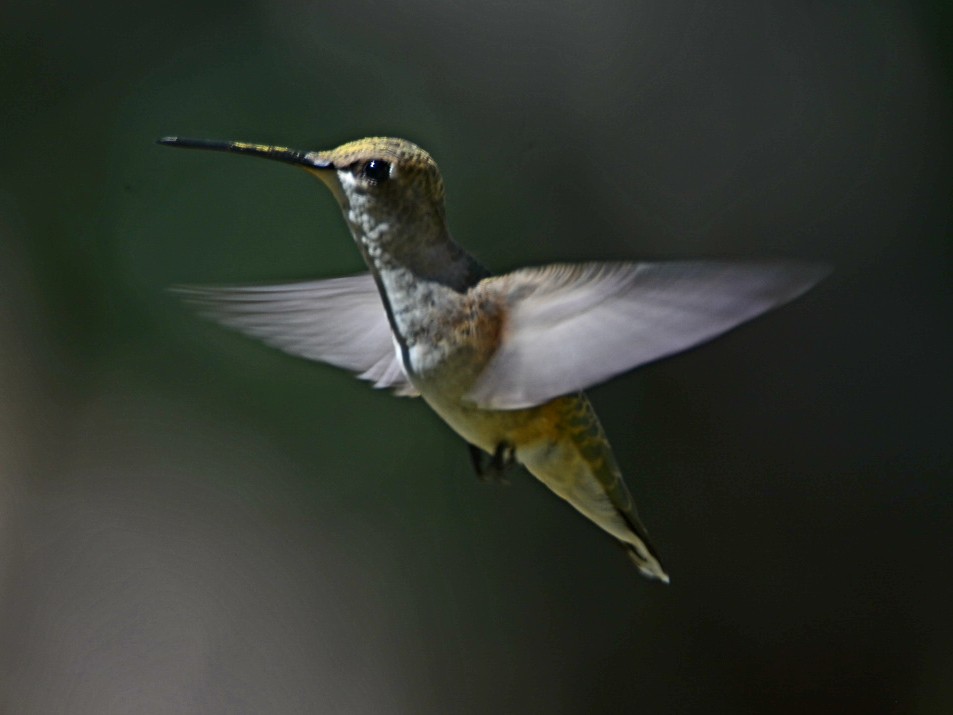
[157,137,334,172]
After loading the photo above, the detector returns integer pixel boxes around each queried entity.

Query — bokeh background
[1,1,951,713]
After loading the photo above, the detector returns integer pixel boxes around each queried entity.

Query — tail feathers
[624,540,670,584]
[613,505,670,583]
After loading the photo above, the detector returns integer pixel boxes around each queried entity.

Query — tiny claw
[468,442,516,484]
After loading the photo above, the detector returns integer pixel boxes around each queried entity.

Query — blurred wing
[467,261,828,409]
[172,273,418,396]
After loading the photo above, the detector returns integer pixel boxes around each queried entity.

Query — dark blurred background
[1,1,951,713]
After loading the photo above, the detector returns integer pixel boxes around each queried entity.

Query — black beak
[157,136,334,171]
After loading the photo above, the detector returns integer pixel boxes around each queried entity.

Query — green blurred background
[1,1,951,713]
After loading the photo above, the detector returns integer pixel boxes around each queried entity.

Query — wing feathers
[172,272,418,395]
[172,260,825,407]
[467,260,828,409]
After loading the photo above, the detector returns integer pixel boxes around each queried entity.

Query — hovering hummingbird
[159,135,827,582]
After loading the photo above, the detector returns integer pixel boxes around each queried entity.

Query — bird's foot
[468,442,516,484]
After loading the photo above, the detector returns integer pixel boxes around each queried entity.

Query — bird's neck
[344,203,488,291]
[342,207,490,378]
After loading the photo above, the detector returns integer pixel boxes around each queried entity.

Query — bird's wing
[172,272,418,396]
[467,260,828,409]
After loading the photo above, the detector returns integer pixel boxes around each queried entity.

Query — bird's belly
[421,391,568,456]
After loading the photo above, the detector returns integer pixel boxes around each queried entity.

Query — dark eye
[361,159,391,184]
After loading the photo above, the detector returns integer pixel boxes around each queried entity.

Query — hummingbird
[159,135,827,583]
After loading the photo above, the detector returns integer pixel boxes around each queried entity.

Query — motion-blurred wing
[467,261,827,409]
[172,273,418,396]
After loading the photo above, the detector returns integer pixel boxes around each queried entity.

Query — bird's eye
[361,159,391,184]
